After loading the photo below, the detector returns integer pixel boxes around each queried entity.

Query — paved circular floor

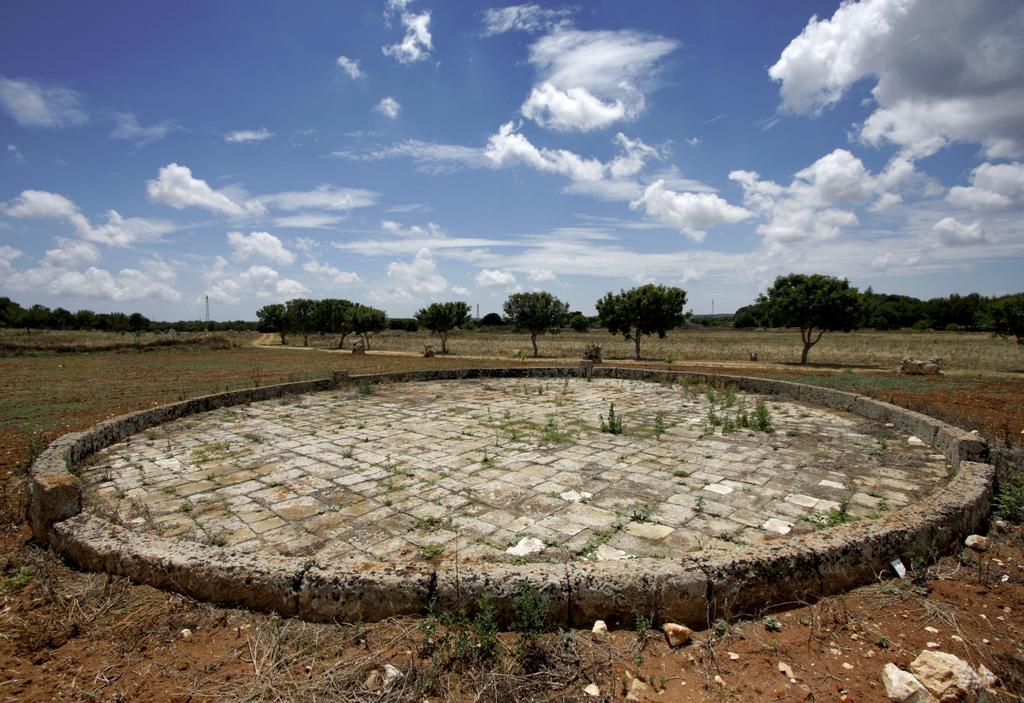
[81,377,952,564]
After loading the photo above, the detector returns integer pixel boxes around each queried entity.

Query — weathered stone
[910,651,985,702]
[901,357,943,375]
[583,683,601,697]
[506,537,546,556]
[30,471,81,542]
[625,675,649,701]
[662,622,692,647]
[591,619,608,640]
[964,534,989,552]
[882,663,936,702]
[382,663,402,688]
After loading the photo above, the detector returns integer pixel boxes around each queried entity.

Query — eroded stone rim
[30,367,994,627]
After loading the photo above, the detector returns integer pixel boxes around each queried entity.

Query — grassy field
[0,328,243,354]
[309,327,1024,373]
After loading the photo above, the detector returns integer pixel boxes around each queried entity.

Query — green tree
[315,298,355,348]
[350,303,387,349]
[52,307,74,330]
[596,284,688,360]
[22,304,53,334]
[991,293,1024,346]
[73,309,97,330]
[128,312,150,335]
[415,301,471,353]
[285,298,317,346]
[0,297,24,329]
[759,273,861,365]
[503,291,569,357]
[256,303,289,344]
[479,312,504,327]
[567,312,590,333]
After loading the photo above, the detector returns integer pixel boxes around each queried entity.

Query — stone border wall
[30,367,995,629]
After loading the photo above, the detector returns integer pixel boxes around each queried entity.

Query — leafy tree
[52,307,74,330]
[415,301,471,353]
[567,312,590,333]
[350,303,387,349]
[759,273,861,365]
[479,312,504,327]
[991,293,1024,346]
[22,304,53,334]
[256,303,289,344]
[315,298,355,348]
[0,297,24,329]
[128,312,150,335]
[285,298,317,346]
[73,309,97,330]
[596,284,688,360]
[503,291,569,357]
[733,301,770,329]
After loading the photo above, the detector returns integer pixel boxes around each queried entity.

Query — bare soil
[1,344,1022,702]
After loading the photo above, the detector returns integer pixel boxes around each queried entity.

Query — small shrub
[654,412,666,438]
[994,472,1024,523]
[762,615,782,632]
[630,505,651,522]
[356,379,375,396]
[582,341,603,362]
[753,400,775,433]
[599,403,624,434]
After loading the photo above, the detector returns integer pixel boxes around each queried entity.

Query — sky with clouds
[2,0,1023,320]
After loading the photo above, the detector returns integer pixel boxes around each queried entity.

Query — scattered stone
[505,536,545,556]
[663,622,693,648]
[900,357,942,375]
[179,628,192,640]
[843,662,855,670]
[592,543,629,561]
[881,663,934,702]
[924,626,939,634]
[625,675,649,701]
[977,665,999,689]
[714,674,725,685]
[625,521,674,540]
[591,620,608,640]
[926,642,941,649]
[778,662,796,680]
[583,683,601,698]
[728,651,740,661]
[910,651,984,702]
[762,517,794,535]
[560,489,593,503]
[364,669,381,690]
[907,436,926,446]
[382,663,403,688]
[964,534,989,552]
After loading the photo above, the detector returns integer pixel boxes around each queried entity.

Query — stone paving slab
[81,377,951,565]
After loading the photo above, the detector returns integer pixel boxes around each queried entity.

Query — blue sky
[2,0,1022,320]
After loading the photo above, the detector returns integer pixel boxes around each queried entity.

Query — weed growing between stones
[599,403,624,434]
[753,400,775,433]
[356,379,375,396]
[14,429,45,475]
[803,501,857,530]
[994,472,1024,523]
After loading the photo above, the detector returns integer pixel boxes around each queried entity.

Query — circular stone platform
[80,377,952,565]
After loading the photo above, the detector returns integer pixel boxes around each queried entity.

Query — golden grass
[318,328,1023,373]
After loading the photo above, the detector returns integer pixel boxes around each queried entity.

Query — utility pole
[711,298,714,315]
[476,303,480,321]
[205,295,210,331]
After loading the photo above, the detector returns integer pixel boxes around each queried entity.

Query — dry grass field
[0,328,243,354]
[309,327,1024,373]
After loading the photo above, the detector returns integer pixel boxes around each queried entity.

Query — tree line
[0,297,256,334]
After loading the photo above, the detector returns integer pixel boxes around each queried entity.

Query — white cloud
[1,189,176,246]
[383,10,432,64]
[336,55,365,79]
[927,217,989,248]
[947,162,1024,210]
[769,0,1024,158]
[729,149,930,247]
[0,76,88,128]
[3,251,182,303]
[303,259,361,285]
[482,4,574,35]
[272,213,348,229]
[522,28,678,131]
[484,121,605,182]
[6,144,25,163]
[630,180,752,241]
[41,238,100,269]
[203,256,308,304]
[607,133,666,179]
[227,231,295,266]
[451,286,472,296]
[381,220,445,237]
[475,268,517,288]
[259,184,379,211]
[147,163,266,218]
[526,268,555,282]
[375,96,401,119]
[521,83,628,132]
[225,127,273,144]
[385,247,447,298]
[111,112,179,146]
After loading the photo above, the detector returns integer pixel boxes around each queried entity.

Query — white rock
[964,534,989,552]
[583,683,601,698]
[926,642,941,649]
[910,651,985,702]
[977,664,999,689]
[179,628,193,640]
[778,662,796,679]
[762,517,793,535]
[382,663,403,688]
[881,663,935,702]
[728,651,740,660]
[593,543,629,561]
[843,662,855,670]
[663,622,693,648]
[591,620,608,640]
[625,676,649,701]
[505,536,545,556]
[560,489,593,502]
[924,626,939,634]
[907,436,926,446]
[704,483,733,495]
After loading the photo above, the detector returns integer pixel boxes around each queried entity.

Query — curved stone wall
[30,367,994,628]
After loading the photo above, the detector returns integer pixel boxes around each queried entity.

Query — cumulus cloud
[522,28,677,131]
[336,55,365,79]
[385,247,447,298]
[484,121,605,182]
[225,127,273,143]
[769,0,1024,158]
[383,10,432,64]
[227,231,295,266]
[482,4,574,35]
[203,256,308,304]
[381,220,445,237]
[41,238,100,269]
[475,268,517,288]
[729,149,930,247]
[0,76,88,128]
[147,163,266,218]
[526,268,555,282]
[450,285,471,297]
[947,162,1024,210]
[927,217,989,248]
[374,96,401,118]
[630,181,752,241]
[303,259,361,285]
[1,189,177,246]
[111,112,179,146]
